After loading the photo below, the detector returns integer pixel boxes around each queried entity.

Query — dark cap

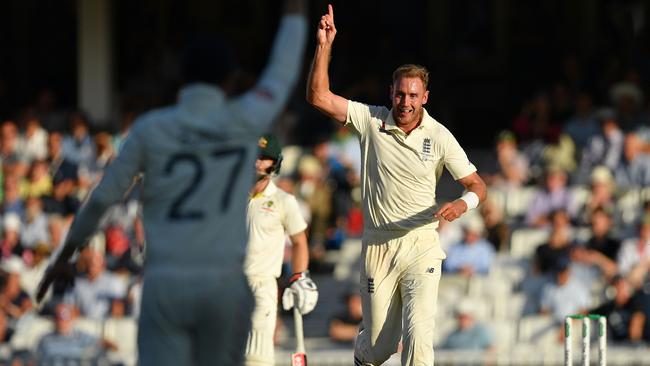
[258,134,282,160]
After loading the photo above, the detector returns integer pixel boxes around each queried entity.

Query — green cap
[258,134,282,160]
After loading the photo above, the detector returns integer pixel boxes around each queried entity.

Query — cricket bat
[291,306,307,366]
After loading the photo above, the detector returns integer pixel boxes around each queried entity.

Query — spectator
[62,111,95,168]
[36,302,111,362]
[20,114,48,163]
[1,120,28,178]
[525,166,573,228]
[329,290,362,343]
[46,131,79,187]
[613,132,650,190]
[0,256,32,329]
[539,258,591,323]
[489,130,529,188]
[84,131,115,184]
[440,299,493,350]
[479,198,510,252]
[47,214,67,250]
[41,169,81,223]
[0,213,23,259]
[22,160,52,198]
[534,209,574,275]
[19,243,51,302]
[572,166,617,227]
[104,224,140,275]
[20,196,49,251]
[572,207,620,280]
[443,217,495,276]
[576,111,624,183]
[618,214,650,288]
[1,175,24,218]
[610,82,645,132]
[563,92,599,151]
[67,249,127,320]
[590,275,643,344]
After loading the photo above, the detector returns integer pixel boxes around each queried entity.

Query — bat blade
[291,352,307,366]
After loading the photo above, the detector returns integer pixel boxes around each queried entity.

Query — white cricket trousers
[354,229,445,366]
[138,269,254,366]
[244,276,278,366]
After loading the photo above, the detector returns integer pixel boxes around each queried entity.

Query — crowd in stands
[0,66,649,363]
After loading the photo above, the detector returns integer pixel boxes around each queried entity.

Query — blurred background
[1,0,650,365]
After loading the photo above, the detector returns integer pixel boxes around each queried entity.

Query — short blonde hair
[392,64,429,90]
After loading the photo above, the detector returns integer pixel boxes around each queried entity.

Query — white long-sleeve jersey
[63,15,307,273]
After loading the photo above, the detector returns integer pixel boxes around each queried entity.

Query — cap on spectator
[610,82,644,106]
[496,130,516,143]
[590,166,614,187]
[462,216,485,234]
[595,108,617,123]
[258,134,282,161]
[455,298,478,317]
[3,213,21,232]
[298,156,322,177]
[1,256,25,274]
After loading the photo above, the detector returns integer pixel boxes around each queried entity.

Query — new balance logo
[367,278,375,293]
[426,267,435,273]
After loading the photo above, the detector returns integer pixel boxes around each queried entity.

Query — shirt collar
[384,108,436,134]
[251,179,278,199]
[262,180,278,197]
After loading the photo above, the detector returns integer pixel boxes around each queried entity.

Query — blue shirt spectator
[37,302,103,362]
[440,299,493,350]
[444,218,495,276]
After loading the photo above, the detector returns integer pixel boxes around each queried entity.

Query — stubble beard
[393,107,424,129]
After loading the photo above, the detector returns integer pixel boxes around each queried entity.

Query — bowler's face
[390,77,429,127]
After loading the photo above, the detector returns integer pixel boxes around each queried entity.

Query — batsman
[244,134,318,366]
[306,4,487,365]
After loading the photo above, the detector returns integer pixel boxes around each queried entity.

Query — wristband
[459,191,479,211]
[289,271,309,283]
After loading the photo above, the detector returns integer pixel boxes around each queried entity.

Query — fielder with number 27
[35,1,308,365]
[307,4,487,365]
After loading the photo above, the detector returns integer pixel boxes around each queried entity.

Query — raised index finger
[328,4,334,22]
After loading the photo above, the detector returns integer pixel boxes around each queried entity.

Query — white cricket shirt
[244,180,307,278]
[63,15,307,273]
[346,101,477,232]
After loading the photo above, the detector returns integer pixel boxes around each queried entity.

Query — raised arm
[306,4,349,123]
[235,0,308,127]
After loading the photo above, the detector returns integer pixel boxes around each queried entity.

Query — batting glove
[282,271,318,315]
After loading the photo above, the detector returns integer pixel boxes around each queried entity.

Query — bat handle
[293,305,305,353]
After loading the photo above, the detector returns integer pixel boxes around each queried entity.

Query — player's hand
[435,200,467,222]
[317,4,337,46]
[282,272,318,315]
[36,260,72,304]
